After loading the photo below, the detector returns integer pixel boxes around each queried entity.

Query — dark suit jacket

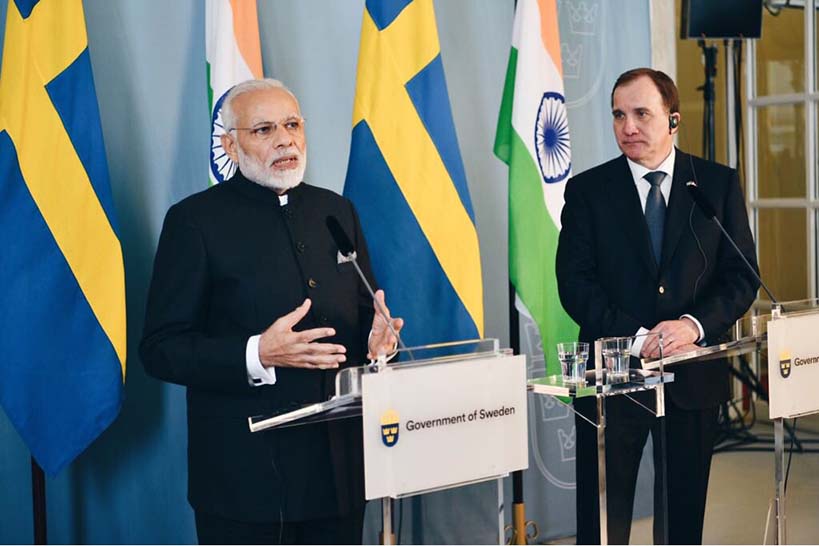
[140,172,375,522]
[556,149,760,410]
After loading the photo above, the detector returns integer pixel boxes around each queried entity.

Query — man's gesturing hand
[258,299,347,370]
[368,290,404,360]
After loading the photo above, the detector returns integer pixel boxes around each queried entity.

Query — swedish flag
[344,0,483,347]
[0,0,126,475]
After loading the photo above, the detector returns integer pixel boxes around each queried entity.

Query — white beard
[237,145,306,192]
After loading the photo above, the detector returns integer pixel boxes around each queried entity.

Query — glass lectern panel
[391,338,502,367]
[249,338,505,433]
[670,299,819,373]
[775,297,819,316]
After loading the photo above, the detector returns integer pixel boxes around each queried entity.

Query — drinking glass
[557,342,589,384]
[601,337,633,379]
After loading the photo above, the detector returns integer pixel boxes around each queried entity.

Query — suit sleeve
[688,171,760,341]
[139,204,250,393]
[556,177,643,338]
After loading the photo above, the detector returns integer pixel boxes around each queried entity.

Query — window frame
[745,0,819,302]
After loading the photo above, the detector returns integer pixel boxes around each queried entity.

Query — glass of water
[601,337,633,380]
[557,342,589,384]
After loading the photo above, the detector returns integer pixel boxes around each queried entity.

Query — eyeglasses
[229,117,305,140]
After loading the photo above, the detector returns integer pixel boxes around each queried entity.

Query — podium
[528,334,674,545]
[764,299,819,544]
[247,339,529,545]
[635,299,819,545]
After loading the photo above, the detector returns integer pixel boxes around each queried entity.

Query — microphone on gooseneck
[685,181,717,219]
[325,216,408,355]
[326,216,356,258]
[685,180,778,305]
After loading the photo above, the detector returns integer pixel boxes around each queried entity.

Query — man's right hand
[258,299,346,370]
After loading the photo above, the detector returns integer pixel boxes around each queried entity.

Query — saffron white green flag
[494,0,578,375]
[207,0,263,184]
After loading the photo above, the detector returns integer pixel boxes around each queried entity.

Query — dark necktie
[644,171,666,264]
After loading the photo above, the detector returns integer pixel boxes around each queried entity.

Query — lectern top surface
[528,368,673,398]
[641,335,765,368]
[248,394,361,433]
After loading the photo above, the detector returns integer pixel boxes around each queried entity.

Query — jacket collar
[227,169,306,209]
[605,147,696,277]
[660,147,696,271]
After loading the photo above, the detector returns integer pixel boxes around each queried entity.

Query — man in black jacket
[140,79,402,545]
[556,68,759,544]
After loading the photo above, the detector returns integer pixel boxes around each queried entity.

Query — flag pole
[509,282,527,545]
[506,1,527,539]
[31,457,47,544]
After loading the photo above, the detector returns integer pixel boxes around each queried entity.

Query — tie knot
[644,171,665,187]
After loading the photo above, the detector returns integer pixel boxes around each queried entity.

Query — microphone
[326,216,356,258]
[325,216,409,357]
[685,181,778,305]
[685,180,717,219]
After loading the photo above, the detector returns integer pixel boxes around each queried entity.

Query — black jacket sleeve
[139,204,250,393]
[688,170,760,341]
[556,175,643,339]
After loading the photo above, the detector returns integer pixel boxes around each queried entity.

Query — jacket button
[308,278,318,289]
[658,285,665,294]
[296,241,305,253]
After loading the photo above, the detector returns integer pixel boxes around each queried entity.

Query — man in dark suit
[556,68,759,544]
[140,79,402,545]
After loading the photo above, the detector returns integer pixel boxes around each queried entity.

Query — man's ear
[668,113,681,134]
[221,133,239,164]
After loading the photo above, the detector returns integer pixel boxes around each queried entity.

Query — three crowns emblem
[780,351,792,379]
[381,409,400,447]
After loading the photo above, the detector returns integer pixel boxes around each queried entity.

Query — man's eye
[253,125,273,135]
[285,121,301,130]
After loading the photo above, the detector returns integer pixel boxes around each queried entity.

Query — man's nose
[622,116,638,134]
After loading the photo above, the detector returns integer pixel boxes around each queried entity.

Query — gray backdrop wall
[0,0,650,543]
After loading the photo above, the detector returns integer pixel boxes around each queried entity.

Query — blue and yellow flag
[0,0,126,475]
[344,0,483,346]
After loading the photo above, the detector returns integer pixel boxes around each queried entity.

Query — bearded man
[140,79,402,545]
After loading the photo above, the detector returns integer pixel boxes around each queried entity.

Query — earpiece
[669,115,679,130]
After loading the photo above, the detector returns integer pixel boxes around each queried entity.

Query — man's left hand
[642,318,699,358]
[368,289,404,360]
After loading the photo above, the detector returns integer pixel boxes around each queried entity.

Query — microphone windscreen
[686,181,717,219]
[326,216,355,256]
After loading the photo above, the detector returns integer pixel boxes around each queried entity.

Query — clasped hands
[640,317,700,358]
[257,290,404,370]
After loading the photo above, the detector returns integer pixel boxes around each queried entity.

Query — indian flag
[494,0,578,375]
[206,0,263,185]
